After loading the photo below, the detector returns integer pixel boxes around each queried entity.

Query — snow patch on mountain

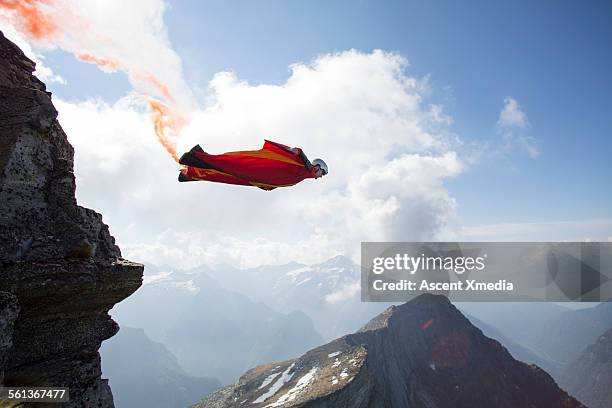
[285,267,313,279]
[258,371,281,390]
[265,366,318,407]
[253,363,295,404]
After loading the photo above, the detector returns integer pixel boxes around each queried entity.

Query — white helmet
[312,159,328,175]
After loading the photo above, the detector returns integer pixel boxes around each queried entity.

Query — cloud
[497,96,539,158]
[121,230,338,270]
[53,49,463,268]
[3,1,465,268]
[450,218,612,242]
[498,96,528,129]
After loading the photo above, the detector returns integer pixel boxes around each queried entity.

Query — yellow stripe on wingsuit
[250,181,296,188]
[224,148,303,166]
[192,168,233,178]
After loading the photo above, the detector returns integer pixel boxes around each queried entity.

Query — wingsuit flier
[178,140,328,190]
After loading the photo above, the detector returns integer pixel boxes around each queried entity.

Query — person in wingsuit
[178,140,328,190]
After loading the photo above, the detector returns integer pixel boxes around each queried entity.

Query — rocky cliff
[560,328,612,408]
[0,30,143,407]
[196,294,584,408]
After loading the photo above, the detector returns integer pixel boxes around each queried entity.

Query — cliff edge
[0,30,143,407]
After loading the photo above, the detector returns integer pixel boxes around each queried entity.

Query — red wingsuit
[178,140,317,190]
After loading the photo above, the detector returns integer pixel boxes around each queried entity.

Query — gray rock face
[560,329,612,408]
[0,30,143,407]
[197,294,585,408]
[0,291,19,383]
[0,31,120,264]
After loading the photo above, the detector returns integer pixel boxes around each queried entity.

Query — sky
[1,0,611,268]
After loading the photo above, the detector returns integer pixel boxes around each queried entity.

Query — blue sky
[43,0,612,228]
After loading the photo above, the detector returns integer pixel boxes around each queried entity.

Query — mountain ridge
[195,294,584,408]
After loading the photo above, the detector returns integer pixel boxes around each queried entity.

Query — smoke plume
[0,0,194,161]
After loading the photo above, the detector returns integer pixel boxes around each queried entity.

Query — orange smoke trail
[73,56,184,162]
[144,73,184,162]
[134,71,175,103]
[148,99,185,162]
[1,0,188,164]
[76,53,121,71]
[0,0,56,40]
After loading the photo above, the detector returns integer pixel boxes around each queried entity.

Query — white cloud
[54,49,463,268]
[122,230,339,269]
[498,96,528,129]
[497,96,539,158]
[451,218,612,242]
[3,1,464,268]
[55,0,195,108]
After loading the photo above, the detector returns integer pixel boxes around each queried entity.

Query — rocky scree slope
[196,294,585,408]
[0,31,143,407]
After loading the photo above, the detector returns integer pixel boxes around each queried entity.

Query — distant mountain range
[532,303,612,366]
[104,255,611,407]
[560,328,612,408]
[195,294,584,408]
[212,255,610,381]
[213,255,391,340]
[110,264,324,384]
[101,327,221,408]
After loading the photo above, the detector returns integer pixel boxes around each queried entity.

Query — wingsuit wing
[179,166,249,185]
[179,166,278,190]
[178,141,315,188]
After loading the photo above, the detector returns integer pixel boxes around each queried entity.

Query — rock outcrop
[560,328,612,408]
[196,294,584,408]
[0,30,143,407]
